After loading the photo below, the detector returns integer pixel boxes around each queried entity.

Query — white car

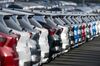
[43,17,63,58]
[95,16,100,35]
[87,16,96,39]
[17,15,49,64]
[90,16,99,37]
[67,16,79,48]
[28,16,50,64]
[86,17,94,40]
[53,17,70,53]
[63,17,74,47]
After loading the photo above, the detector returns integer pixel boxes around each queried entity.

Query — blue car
[92,21,96,37]
[73,24,79,48]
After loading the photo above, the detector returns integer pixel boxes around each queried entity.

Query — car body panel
[0,32,19,66]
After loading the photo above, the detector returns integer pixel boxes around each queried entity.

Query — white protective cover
[58,25,69,50]
[86,24,90,39]
[78,24,82,42]
[14,31,31,66]
[96,21,100,34]
[90,22,93,38]
[14,31,38,66]
[54,18,69,50]
[24,16,50,63]
[36,27,49,63]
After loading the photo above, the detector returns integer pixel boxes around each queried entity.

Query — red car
[0,32,19,66]
[81,22,86,42]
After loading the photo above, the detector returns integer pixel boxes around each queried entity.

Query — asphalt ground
[43,36,100,66]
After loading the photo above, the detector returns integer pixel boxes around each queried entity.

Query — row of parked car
[0,8,100,66]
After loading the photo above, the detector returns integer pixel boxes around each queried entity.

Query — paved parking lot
[44,36,100,66]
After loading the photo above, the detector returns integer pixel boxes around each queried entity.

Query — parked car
[87,16,96,38]
[94,16,100,35]
[21,15,49,64]
[0,32,19,66]
[74,16,87,43]
[66,16,79,48]
[90,16,98,37]
[3,15,41,66]
[0,14,40,66]
[81,16,91,41]
[71,16,83,44]
[52,17,70,53]
[28,15,50,64]
[34,16,63,60]
[63,16,75,48]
